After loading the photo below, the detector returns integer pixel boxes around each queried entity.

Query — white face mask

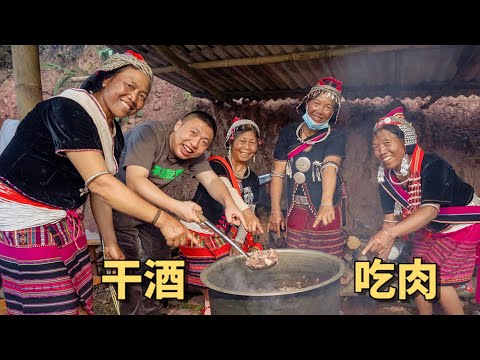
[302,111,330,130]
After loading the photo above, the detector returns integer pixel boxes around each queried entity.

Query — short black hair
[182,111,217,138]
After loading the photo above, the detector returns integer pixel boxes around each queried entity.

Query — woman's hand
[242,208,264,235]
[268,211,285,237]
[224,202,247,229]
[362,229,395,260]
[313,204,335,227]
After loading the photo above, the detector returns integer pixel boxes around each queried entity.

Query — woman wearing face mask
[268,77,348,263]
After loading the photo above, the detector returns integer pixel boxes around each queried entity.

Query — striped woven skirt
[179,230,230,288]
[286,204,345,257]
[0,218,93,315]
[412,223,480,288]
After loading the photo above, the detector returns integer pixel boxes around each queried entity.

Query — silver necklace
[393,157,412,176]
[296,123,331,145]
[228,155,250,180]
[393,168,403,176]
[388,170,410,185]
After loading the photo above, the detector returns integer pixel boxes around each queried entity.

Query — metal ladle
[196,212,250,259]
[195,212,278,270]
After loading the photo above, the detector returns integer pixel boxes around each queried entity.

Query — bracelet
[320,203,333,206]
[271,171,286,180]
[383,219,399,223]
[151,208,162,225]
[79,170,111,196]
[320,161,339,174]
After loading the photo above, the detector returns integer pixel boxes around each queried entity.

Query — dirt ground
[91,281,480,316]
[91,243,480,316]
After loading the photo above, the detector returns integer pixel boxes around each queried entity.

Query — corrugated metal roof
[108,45,480,104]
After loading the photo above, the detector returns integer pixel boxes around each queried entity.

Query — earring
[253,155,256,163]
[400,154,409,176]
[377,163,385,183]
[227,146,232,161]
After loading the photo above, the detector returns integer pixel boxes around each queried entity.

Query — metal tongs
[196,212,250,259]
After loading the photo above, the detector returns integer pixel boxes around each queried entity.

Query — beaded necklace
[388,169,410,185]
[228,154,250,180]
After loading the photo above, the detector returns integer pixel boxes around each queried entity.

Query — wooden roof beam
[152,45,447,74]
[151,45,231,105]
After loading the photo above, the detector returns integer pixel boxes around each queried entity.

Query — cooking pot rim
[200,249,347,297]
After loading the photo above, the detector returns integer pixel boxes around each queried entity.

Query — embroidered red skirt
[179,230,230,289]
[0,221,93,315]
[286,204,345,257]
[412,224,480,294]
[0,182,93,315]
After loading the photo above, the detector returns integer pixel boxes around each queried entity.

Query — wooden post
[11,45,43,120]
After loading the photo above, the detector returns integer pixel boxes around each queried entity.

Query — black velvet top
[379,152,474,232]
[0,97,124,209]
[273,121,346,209]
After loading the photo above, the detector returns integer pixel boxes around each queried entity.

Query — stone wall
[192,95,480,239]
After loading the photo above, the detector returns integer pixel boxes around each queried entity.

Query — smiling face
[305,92,336,125]
[97,66,150,121]
[230,130,258,165]
[372,128,406,170]
[170,117,214,160]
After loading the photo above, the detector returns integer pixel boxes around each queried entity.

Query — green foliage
[183,91,192,102]
[98,47,115,62]
[43,63,89,95]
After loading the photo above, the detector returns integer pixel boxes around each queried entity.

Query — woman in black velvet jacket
[0,50,196,315]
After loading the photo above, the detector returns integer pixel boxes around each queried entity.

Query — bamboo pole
[152,45,445,74]
[11,45,43,120]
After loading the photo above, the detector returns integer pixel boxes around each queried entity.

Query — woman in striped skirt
[0,51,196,315]
[269,77,348,258]
[364,106,480,315]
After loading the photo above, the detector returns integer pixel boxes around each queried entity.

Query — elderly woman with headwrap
[363,107,480,315]
[268,77,348,260]
[179,117,264,314]
[0,50,196,315]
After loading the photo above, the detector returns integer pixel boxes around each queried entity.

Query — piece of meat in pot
[245,248,278,269]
